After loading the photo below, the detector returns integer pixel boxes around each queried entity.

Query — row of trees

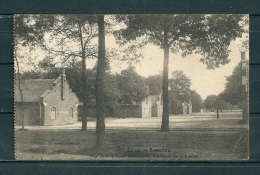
[204,61,248,114]
[15,14,247,148]
[21,60,205,114]
[19,63,149,116]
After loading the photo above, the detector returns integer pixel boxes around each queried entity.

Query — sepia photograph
[14,14,249,161]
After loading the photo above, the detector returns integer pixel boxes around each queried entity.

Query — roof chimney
[61,67,66,100]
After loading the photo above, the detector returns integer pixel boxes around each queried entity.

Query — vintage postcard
[14,14,249,161]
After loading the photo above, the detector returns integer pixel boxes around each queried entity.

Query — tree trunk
[15,57,25,130]
[124,102,126,119]
[242,94,249,124]
[95,15,106,149]
[161,25,170,132]
[81,54,88,131]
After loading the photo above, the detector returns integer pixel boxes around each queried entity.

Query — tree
[190,90,204,113]
[215,95,228,112]
[115,14,245,131]
[169,70,191,114]
[95,15,106,148]
[117,67,148,118]
[204,95,217,111]
[221,61,248,123]
[145,74,162,95]
[103,73,121,108]
[205,94,234,113]
[14,57,26,130]
[221,62,247,107]
[14,14,99,131]
[169,70,191,101]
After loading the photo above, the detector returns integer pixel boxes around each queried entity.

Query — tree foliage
[115,14,245,69]
[117,67,148,106]
[204,94,231,111]
[204,95,218,110]
[145,74,162,95]
[221,62,247,107]
[114,14,245,131]
[169,70,191,101]
[190,90,204,113]
[169,70,191,114]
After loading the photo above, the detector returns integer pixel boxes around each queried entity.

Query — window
[50,107,56,119]
[146,98,148,104]
[69,107,73,118]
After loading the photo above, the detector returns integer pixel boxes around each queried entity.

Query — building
[15,68,79,126]
[78,93,163,119]
[182,100,192,114]
[141,93,163,118]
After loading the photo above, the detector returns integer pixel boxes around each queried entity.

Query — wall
[43,80,78,126]
[114,105,142,118]
[156,94,163,117]
[141,97,152,118]
[78,105,142,118]
[15,102,41,126]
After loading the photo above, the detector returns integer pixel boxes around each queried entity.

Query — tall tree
[169,70,191,114]
[115,14,245,131]
[95,15,106,148]
[221,62,247,107]
[117,67,148,118]
[190,90,204,113]
[204,95,218,110]
[169,70,191,101]
[221,61,248,122]
[145,74,162,95]
[14,57,25,130]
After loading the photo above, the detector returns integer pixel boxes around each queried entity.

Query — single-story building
[170,99,192,115]
[182,100,192,114]
[15,68,79,126]
[141,94,163,118]
[78,93,163,119]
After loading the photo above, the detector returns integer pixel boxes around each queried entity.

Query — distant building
[182,100,192,114]
[141,93,163,118]
[78,93,163,119]
[169,99,193,115]
[15,68,79,126]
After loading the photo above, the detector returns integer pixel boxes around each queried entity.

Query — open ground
[15,112,249,161]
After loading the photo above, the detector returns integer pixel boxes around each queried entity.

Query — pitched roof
[15,79,55,102]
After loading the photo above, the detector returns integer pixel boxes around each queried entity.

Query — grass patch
[15,129,248,161]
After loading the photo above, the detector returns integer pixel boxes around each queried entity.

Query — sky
[104,34,248,100]
[16,15,249,100]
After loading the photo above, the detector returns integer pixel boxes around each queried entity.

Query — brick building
[15,68,79,126]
